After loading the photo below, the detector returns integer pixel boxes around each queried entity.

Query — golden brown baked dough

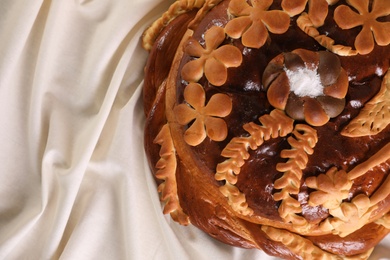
[142,0,390,258]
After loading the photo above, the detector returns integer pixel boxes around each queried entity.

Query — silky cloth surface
[0,0,389,259]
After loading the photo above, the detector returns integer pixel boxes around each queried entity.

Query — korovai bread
[142,0,390,258]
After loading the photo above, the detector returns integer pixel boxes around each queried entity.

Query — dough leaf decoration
[342,69,390,137]
[154,124,190,225]
[273,124,318,227]
[216,109,294,215]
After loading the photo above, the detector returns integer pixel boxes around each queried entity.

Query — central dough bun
[142,0,390,258]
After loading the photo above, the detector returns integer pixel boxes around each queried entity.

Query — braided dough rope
[297,12,358,56]
[261,225,374,259]
[215,109,294,216]
[342,69,390,137]
[273,124,318,228]
[297,0,390,56]
[216,113,390,236]
[142,0,208,51]
[154,124,190,225]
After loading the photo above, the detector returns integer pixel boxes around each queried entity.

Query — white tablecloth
[0,0,389,259]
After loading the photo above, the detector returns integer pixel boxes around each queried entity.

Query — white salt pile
[285,66,323,98]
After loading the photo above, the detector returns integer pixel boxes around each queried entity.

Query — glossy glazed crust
[143,0,390,259]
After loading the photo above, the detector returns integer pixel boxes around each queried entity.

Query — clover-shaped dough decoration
[181,26,242,86]
[225,0,290,48]
[174,83,232,146]
[334,0,390,55]
[262,49,349,126]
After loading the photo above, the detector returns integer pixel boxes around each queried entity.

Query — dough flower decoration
[181,26,242,86]
[334,0,390,55]
[174,82,232,146]
[307,168,378,236]
[262,49,349,126]
[281,0,333,27]
[306,167,352,210]
[322,194,376,237]
[225,0,290,48]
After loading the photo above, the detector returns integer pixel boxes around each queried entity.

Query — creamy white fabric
[0,0,388,259]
